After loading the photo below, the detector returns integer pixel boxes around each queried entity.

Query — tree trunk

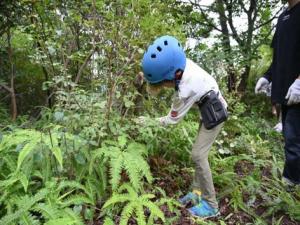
[41,65,52,108]
[216,0,237,92]
[227,69,237,92]
[238,0,256,92]
[238,64,251,92]
[7,29,17,120]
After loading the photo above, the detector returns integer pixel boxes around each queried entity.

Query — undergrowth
[0,90,299,225]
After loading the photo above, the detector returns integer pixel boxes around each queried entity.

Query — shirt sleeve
[157,92,196,126]
[263,63,273,82]
[264,30,278,82]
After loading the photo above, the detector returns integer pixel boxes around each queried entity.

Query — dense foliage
[0,0,299,225]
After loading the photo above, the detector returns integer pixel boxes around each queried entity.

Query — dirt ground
[93,157,300,225]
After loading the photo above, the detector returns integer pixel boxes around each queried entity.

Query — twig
[74,46,97,84]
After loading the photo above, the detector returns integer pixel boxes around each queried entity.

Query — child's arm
[157,92,196,126]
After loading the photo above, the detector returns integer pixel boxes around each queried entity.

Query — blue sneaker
[188,199,219,218]
[178,190,201,205]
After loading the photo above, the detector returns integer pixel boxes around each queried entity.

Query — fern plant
[0,127,96,224]
[0,127,63,170]
[0,127,66,205]
[102,183,165,225]
[0,179,92,225]
[103,217,115,225]
[90,135,153,191]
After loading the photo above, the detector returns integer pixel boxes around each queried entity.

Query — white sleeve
[157,92,197,126]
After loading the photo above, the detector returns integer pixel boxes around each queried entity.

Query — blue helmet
[142,35,186,84]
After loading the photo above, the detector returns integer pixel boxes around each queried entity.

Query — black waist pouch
[197,91,228,130]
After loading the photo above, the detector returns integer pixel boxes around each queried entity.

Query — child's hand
[134,72,144,88]
[134,116,149,125]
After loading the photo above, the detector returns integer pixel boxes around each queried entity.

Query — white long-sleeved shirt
[158,58,227,126]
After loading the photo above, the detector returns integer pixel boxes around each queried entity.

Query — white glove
[135,116,148,125]
[285,79,300,105]
[273,122,282,133]
[255,77,270,94]
[265,83,272,97]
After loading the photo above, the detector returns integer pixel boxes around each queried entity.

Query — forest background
[0,0,300,224]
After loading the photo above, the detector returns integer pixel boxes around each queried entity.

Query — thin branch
[188,0,223,32]
[252,24,277,53]
[74,46,97,84]
[251,0,258,22]
[253,6,284,31]
[186,0,213,9]
[0,83,11,92]
[116,49,137,77]
[225,0,243,45]
[0,24,9,37]
[238,0,248,13]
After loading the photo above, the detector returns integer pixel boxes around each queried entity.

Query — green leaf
[51,146,63,167]
[17,141,38,170]
[118,135,127,148]
[45,218,76,225]
[19,172,29,192]
[103,217,115,225]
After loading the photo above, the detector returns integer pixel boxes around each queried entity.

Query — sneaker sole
[188,210,220,219]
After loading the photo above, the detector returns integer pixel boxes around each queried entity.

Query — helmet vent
[157,46,162,52]
[164,40,168,45]
[147,74,152,77]
[151,54,156,58]
[178,42,180,47]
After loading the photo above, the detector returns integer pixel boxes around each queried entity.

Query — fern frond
[0,187,49,224]
[118,183,137,197]
[18,172,29,192]
[2,155,17,172]
[89,148,106,174]
[102,183,165,225]
[59,194,94,207]
[102,193,131,208]
[140,194,155,201]
[134,157,153,184]
[56,180,94,205]
[110,153,124,191]
[127,142,148,157]
[86,177,105,200]
[44,218,78,225]
[118,135,128,148]
[0,190,9,204]
[123,153,142,191]
[20,212,40,225]
[0,175,19,188]
[103,217,115,225]
[158,197,180,211]
[57,180,89,195]
[0,129,39,152]
[63,207,85,225]
[119,202,135,225]
[142,200,165,222]
[130,153,153,184]
[94,141,152,191]
[0,171,30,193]
[33,203,60,220]
[43,206,84,225]
[135,204,146,225]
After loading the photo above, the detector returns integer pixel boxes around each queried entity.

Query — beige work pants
[191,122,223,209]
